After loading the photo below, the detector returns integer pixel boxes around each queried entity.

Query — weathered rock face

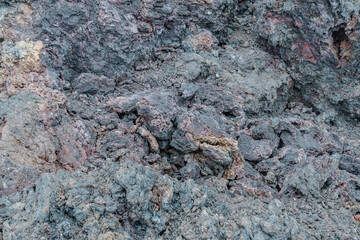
[0,0,360,239]
[0,92,57,166]
[0,159,359,239]
[0,91,95,196]
[30,0,293,117]
[255,0,360,120]
[31,0,236,81]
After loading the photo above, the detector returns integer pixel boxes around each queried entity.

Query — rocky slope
[0,0,359,239]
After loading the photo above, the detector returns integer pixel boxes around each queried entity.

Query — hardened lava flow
[0,0,359,239]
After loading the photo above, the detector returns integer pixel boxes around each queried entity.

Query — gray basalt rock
[0,0,360,239]
[170,105,240,172]
[72,73,115,95]
[0,92,94,196]
[1,160,359,239]
[255,0,360,121]
[237,131,277,162]
[31,0,236,81]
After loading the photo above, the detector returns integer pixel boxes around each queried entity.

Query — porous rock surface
[0,0,359,239]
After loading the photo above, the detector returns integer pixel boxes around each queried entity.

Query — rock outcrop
[0,0,359,239]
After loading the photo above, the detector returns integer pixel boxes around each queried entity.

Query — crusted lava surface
[0,0,359,239]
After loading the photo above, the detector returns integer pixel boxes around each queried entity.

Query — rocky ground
[0,0,359,239]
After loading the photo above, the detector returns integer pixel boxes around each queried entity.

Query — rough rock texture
[256,0,360,121]
[1,158,359,239]
[0,0,360,239]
